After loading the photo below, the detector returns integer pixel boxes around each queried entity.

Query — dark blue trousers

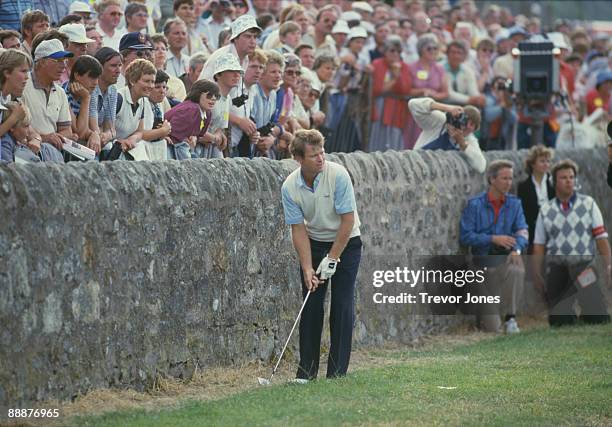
[296,236,362,380]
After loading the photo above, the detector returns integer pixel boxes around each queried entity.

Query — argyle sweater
[539,194,606,257]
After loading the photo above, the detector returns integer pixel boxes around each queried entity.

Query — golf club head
[257,377,271,386]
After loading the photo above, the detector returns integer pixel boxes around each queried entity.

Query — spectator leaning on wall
[532,159,611,327]
[408,97,486,173]
[460,160,528,334]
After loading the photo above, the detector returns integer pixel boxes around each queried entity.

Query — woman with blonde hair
[517,144,554,250]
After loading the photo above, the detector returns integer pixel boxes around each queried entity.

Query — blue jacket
[460,191,529,255]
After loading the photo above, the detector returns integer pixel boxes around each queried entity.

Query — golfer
[281,129,362,381]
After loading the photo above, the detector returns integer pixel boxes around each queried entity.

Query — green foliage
[73,324,612,427]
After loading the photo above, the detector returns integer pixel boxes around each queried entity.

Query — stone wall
[1,149,610,410]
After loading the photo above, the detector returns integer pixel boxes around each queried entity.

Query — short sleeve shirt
[23,71,71,134]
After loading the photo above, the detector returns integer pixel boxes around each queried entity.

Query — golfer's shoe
[504,318,520,334]
[291,378,309,385]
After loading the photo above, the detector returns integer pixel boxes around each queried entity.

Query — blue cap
[596,70,612,87]
[34,39,74,61]
[508,25,528,38]
[119,32,153,51]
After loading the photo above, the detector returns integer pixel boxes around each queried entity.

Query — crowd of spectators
[0,0,610,164]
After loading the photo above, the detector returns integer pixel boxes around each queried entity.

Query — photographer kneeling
[409,97,486,173]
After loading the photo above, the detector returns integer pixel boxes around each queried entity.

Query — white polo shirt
[22,71,71,135]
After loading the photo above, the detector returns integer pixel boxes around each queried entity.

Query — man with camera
[409,97,486,173]
[460,160,529,333]
[480,75,517,151]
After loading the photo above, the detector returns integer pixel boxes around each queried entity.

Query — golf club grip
[271,290,311,375]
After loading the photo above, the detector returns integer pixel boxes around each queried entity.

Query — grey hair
[383,35,403,52]
[416,33,438,56]
[189,52,208,70]
[486,160,514,184]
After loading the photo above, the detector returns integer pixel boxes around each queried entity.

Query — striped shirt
[0,0,33,30]
[90,85,118,127]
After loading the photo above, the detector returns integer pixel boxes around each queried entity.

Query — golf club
[258,290,312,386]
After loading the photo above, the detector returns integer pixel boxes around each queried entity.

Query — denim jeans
[167,142,192,160]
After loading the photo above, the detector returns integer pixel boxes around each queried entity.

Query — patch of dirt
[16,315,548,426]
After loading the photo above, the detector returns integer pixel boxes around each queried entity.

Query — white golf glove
[316,255,339,280]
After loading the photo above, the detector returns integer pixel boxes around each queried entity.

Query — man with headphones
[460,160,529,333]
[532,159,611,327]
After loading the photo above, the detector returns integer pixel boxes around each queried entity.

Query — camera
[446,112,468,129]
[232,93,249,107]
[496,79,513,92]
[512,38,559,99]
[257,121,275,136]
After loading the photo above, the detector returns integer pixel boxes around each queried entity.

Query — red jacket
[371,58,412,129]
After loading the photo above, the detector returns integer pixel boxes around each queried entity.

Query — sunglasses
[285,69,301,77]
[307,91,320,99]
[426,46,439,52]
[133,12,149,18]
[204,92,221,100]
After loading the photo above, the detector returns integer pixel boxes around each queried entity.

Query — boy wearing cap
[195,53,240,158]
[22,39,75,153]
[201,15,262,145]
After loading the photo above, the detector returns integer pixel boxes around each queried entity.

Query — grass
[64,323,612,427]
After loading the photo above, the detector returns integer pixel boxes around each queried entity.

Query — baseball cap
[495,28,510,44]
[34,39,74,61]
[230,15,262,41]
[340,11,361,23]
[59,23,94,44]
[546,32,570,50]
[348,26,368,41]
[119,32,153,51]
[69,1,92,14]
[332,20,350,35]
[596,70,612,87]
[508,25,528,38]
[214,53,243,76]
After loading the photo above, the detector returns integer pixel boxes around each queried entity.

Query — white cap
[340,11,361,22]
[300,67,322,92]
[352,1,374,14]
[332,20,350,35]
[348,26,368,41]
[214,53,243,75]
[361,21,375,35]
[59,23,94,44]
[69,1,92,14]
[547,32,570,50]
[230,15,262,41]
[34,39,74,61]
